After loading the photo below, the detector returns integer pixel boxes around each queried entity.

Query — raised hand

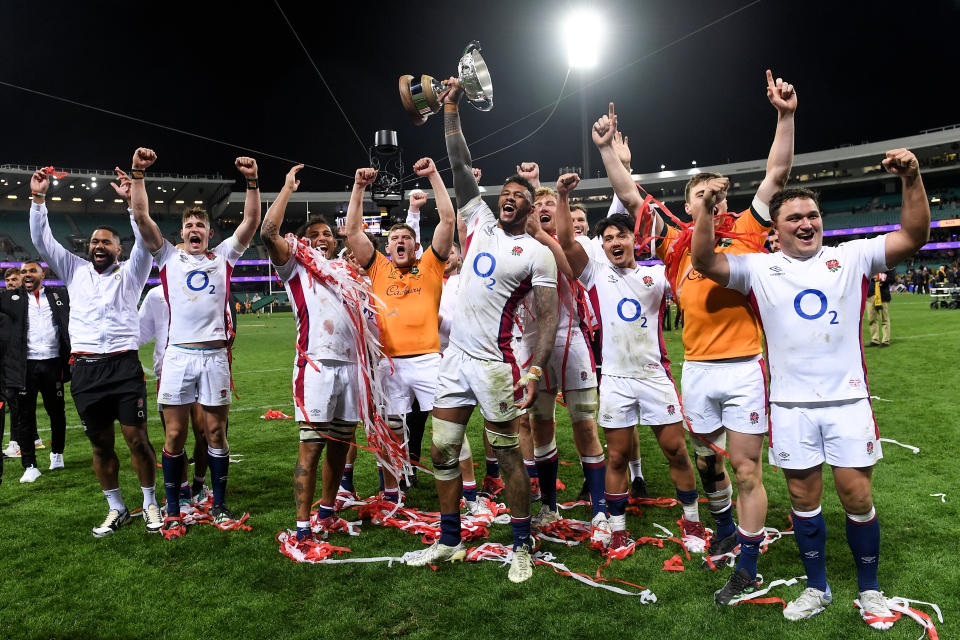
[472,167,482,182]
[110,167,132,201]
[30,170,50,195]
[613,130,631,172]
[409,190,428,210]
[766,69,797,115]
[235,156,259,178]
[592,102,618,148]
[355,168,378,188]
[284,164,304,192]
[701,177,730,211]
[882,148,919,178]
[413,157,437,177]
[556,173,580,196]
[516,162,540,183]
[132,147,157,170]
[439,76,462,105]
[525,207,545,239]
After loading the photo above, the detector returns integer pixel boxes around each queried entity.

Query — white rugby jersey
[450,196,557,362]
[30,204,153,353]
[438,273,461,350]
[156,237,243,344]
[519,268,587,348]
[274,257,356,364]
[578,257,670,378]
[726,235,887,403]
[138,285,169,378]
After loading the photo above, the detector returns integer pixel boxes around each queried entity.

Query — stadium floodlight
[563,9,604,69]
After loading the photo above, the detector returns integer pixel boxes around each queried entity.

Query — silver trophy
[399,41,493,125]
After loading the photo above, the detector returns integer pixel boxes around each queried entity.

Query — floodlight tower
[369,129,404,227]
[564,10,604,179]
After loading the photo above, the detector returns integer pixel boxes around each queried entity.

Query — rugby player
[131,149,261,537]
[690,148,929,627]
[595,70,797,601]
[29,157,160,536]
[405,77,559,583]
[554,172,704,551]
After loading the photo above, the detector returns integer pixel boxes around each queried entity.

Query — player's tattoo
[261,218,279,239]
[443,109,480,205]
[293,463,308,511]
[443,109,461,137]
[531,285,559,371]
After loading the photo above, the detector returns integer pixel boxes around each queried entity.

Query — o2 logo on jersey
[473,252,497,290]
[616,297,648,327]
[186,269,216,294]
[793,288,838,324]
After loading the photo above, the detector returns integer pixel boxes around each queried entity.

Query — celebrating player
[29,159,160,536]
[690,149,929,627]
[553,173,704,551]
[131,149,261,537]
[595,69,797,602]
[404,77,559,583]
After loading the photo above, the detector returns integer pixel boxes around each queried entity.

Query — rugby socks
[846,507,880,592]
[605,491,629,530]
[296,519,311,541]
[207,446,229,506]
[511,515,531,550]
[735,526,765,578]
[377,464,385,492]
[580,454,607,517]
[707,485,737,539]
[485,456,500,478]
[383,488,400,504]
[315,502,335,520]
[534,440,559,511]
[439,513,461,547]
[141,485,157,511]
[462,480,478,503]
[161,449,186,516]
[677,488,700,522]
[179,481,191,502]
[523,458,539,479]
[192,475,206,499]
[405,408,429,464]
[103,487,124,512]
[628,458,644,482]
[340,463,355,493]
[793,506,828,591]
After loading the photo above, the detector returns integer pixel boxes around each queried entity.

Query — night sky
[2,0,956,192]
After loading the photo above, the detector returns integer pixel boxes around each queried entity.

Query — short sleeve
[844,235,888,278]
[575,236,599,288]
[152,239,177,266]
[656,224,680,261]
[530,245,558,289]
[215,235,245,265]
[725,253,754,295]
[366,252,391,281]
[459,196,495,234]
[272,256,297,282]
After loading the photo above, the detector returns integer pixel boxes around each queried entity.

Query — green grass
[1,293,957,639]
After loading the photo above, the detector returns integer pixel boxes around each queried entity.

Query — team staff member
[0,259,71,482]
[29,158,161,536]
[691,149,928,628]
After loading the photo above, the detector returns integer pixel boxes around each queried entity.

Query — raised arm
[526,210,573,279]
[516,162,541,190]
[405,189,426,246]
[754,70,798,208]
[882,149,930,266]
[344,168,378,268]
[690,177,732,286]
[440,77,481,205]
[259,164,303,265]
[128,147,163,252]
[594,103,664,236]
[233,157,262,248]
[414,157,455,259]
[28,170,83,280]
[554,173,589,278]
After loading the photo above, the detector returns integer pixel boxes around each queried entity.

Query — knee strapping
[564,388,598,422]
[695,453,726,492]
[706,484,733,513]
[432,418,466,480]
[299,420,355,443]
[484,427,519,450]
[528,392,557,422]
[534,439,558,461]
[387,417,406,442]
[458,433,473,462]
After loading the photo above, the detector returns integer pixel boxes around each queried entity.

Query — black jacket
[0,286,71,388]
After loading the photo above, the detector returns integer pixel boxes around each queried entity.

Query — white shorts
[597,373,681,429]
[381,353,441,415]
[768,398,882,469]
[433,344,521,422]
[681,356,768,435]
[158,346,232,407]
[516,331,597,392]
[292,360,360,424]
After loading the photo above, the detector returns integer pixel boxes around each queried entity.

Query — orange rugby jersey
[657,207,769,361]
[366,247,446,357]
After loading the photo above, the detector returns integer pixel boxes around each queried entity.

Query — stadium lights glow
[154,200,164,204]
[52,180,59,186]
[52,196,62,201]
[930,196,941,203]
[660,164,666,170]
[94,198,104,202]
[71,197,82,202]
[563,9,605,68]
[70,185,75,189]
[175,199,185,204]
[6,194,17,199]
[194,200,204,204]
[113,199,123,203]
[691,160,697,166]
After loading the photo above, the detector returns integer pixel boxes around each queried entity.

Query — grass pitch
[0,292,957,639]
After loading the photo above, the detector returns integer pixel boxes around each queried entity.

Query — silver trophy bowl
[399,41,494,125]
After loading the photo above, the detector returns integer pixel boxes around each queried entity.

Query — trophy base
[399,74,441,126]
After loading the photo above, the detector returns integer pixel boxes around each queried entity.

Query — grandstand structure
[4,125,959,296]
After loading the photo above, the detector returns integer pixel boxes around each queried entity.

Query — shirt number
[793,288,838,324]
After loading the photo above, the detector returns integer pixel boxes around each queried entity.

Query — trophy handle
[421,74,442,114]
[463,40,482,56]
[398,75,427,125]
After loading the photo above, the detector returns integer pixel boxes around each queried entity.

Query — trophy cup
[399,41,493,125]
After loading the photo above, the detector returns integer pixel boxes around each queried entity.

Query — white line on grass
[894,330,960,340]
